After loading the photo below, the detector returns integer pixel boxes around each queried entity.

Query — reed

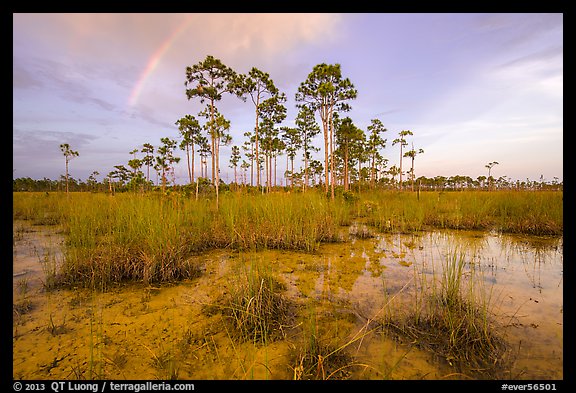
[381,247,509,378]
[13,278,33,324]
[289,308,357,380]
[491,191,563,235]
[18,191,347,288]
[217,192,345,251]
[12,192,66,225]
[220,257,293,345]
[12,189,562,289]
[354,190,562,235]
[56,194,203,289]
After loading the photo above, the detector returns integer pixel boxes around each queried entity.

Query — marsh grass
[13,278,33,324]
[12,192,65,225]
[220,258,294,345]
[348,222,375,239]
[357,190,562,235]
[47,313,68,336]
[55,194,205,289]
[12,189,561,289]
[22,191,347,289]
[380,248,510,378]
[38,247,60,290]
[289,309,360,380]
[217,192,345,250]
[291,333,356,380]
[146,346,179,380]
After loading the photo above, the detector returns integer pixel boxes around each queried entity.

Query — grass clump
[380,249,510,379]
[217,192,344,251]
[291,335,355,380]
[220,259,294,345]
[289,310,357,380]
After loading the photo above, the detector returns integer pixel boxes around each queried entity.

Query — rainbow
[128,15,194,107]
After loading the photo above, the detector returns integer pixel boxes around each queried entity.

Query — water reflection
[348,230,562,379]
[13,222,562,380]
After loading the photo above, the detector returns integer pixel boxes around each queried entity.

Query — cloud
[13,129,98,151]
[499,45,563,69]
[15,13,343,68]
[134,14,343,103]
[12,65,43,89]
[13,129,104,179]
[13,56,122,112]
[492,47,563,99]
[474,13,563,51]
[213,13,343,55]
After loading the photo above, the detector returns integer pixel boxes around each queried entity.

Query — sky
[13,13,563,185]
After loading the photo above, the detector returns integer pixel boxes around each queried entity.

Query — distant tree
[476,175,487,189]
[106,171,115,194]
[242,131,256,186]
[366,119,388,188]
[242,67,282,188]
[156,137,180,193]
[485,161,499,190]
[296,63,357,199]
[295,105,320,191]
[392,130,413,190]
[176,114,202,185]
[184,55,244,187]
[87,171,100,192]
[309,159,324,186]
[110,165,131,192]
[240,160,250,186]
[349,128,367,188]
[59,143,79,195]
[281,126,301,188]
[141,143,155,185]
[200,109,231,206]
[335,116,364,191]
[404,142,424,191]
[127,148,143,190]
[229,145,241,186]
[195,135,210,180]
[271,137,286,188]
[258,94,287,192]
[387,165,400,188]
[127,157,142,177]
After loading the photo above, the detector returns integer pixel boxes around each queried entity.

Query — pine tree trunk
[344,144,349,192]
[254,100,260,188]
[329,111,335,199]
[186,144,192,184]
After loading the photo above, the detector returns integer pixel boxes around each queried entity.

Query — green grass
[289,308,357,380]
[356,190,562,235]
[380,247,510,379]
[219,257,294,345]
[12,189,562,289]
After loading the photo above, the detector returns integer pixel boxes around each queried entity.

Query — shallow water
[12,221,563,380]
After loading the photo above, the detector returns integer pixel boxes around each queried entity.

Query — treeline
[12,174,562,193]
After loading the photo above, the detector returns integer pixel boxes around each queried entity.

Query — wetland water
[12,221,563,380]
